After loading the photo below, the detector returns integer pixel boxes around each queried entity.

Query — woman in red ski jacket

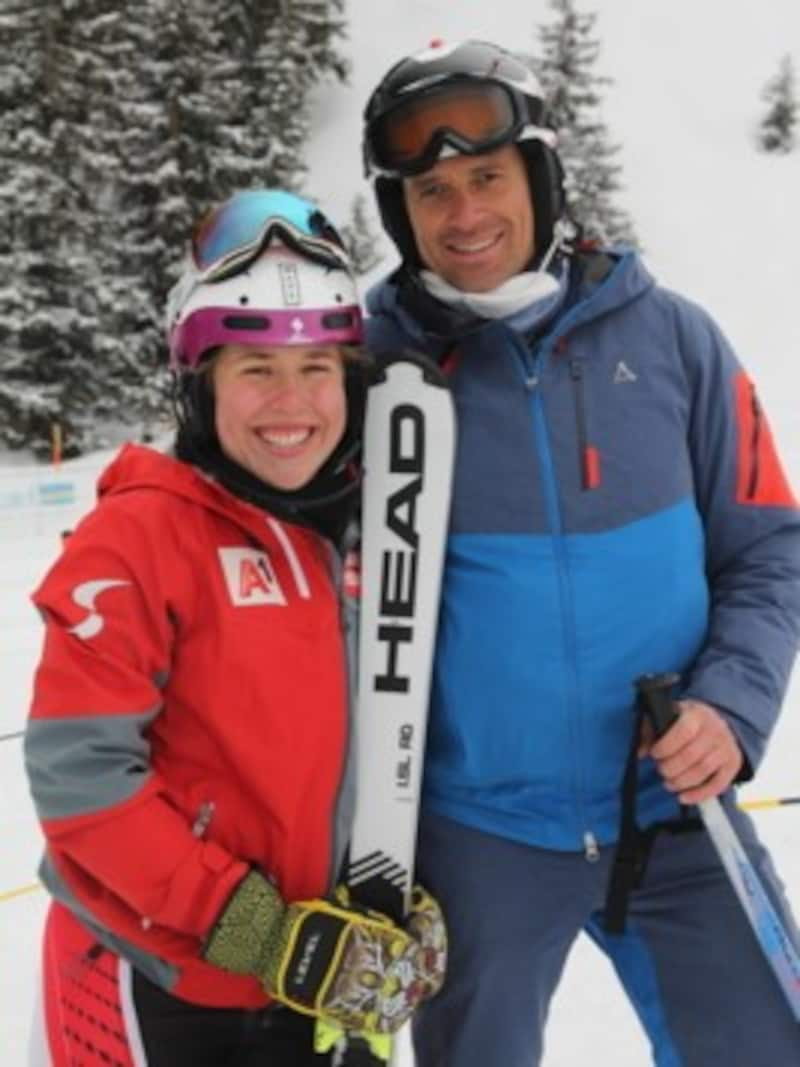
[24,190,445,1067]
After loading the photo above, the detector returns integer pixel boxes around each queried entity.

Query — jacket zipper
[139,801,216,932]
[192,800,215,838]
[325,530,357,892]
[521,340,597,859]
[583,831,600,862]
[747,383,761,499]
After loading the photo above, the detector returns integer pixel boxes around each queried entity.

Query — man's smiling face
[403,144,535,292]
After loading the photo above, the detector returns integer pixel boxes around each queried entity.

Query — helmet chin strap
[537,217,576,272]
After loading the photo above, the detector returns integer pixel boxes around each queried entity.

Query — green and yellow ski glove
[203,872,447,1035]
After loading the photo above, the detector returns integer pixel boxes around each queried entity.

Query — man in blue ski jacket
[361,38,800,1066]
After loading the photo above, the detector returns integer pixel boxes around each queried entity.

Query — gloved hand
[203,872,446,1035]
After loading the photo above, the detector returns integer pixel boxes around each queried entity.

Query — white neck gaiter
[419,267,561,320]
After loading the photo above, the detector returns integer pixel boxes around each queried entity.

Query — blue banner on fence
[37,482,76,507]
[0,481,77,511]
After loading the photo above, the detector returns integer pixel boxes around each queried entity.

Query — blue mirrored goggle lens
[191,190,345,275]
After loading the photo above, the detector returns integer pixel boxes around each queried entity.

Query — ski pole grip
[636,673,681,739]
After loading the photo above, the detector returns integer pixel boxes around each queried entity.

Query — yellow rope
[0,881,41,904]
[740,796,800,812]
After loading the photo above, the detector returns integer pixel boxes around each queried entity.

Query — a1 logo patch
[218,547,287,606]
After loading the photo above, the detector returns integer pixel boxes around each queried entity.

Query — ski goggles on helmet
[191,189,350,281]
[364,77,553,178]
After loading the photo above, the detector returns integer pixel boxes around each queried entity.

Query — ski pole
[637,673,800,1023]
[740,795,800,812]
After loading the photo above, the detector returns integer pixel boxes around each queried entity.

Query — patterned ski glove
[203,872,447,1035]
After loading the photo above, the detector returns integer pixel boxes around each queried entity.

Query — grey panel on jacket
[25,707,160,820]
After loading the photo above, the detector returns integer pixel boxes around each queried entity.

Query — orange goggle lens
[370,82,521,175]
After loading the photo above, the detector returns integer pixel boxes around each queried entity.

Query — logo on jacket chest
[217,547,287,606]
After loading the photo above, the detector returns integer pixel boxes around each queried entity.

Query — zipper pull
[583,831,600,863]
[568,360,601,490]
[524,349,541,391]
[192,801,215,838]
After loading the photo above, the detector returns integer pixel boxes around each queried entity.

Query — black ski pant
[133,970,328,1066]
[31,900,349,1066]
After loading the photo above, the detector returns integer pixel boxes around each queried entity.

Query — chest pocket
[547,340,696,534]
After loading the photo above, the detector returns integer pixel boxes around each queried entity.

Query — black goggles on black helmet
[364,76,554,178]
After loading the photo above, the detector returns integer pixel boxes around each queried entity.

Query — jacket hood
[96,443,278,540]
[560,249,656,334]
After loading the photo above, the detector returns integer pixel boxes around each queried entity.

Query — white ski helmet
[168,245,363,371]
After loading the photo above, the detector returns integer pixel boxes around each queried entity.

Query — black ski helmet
[362,39,567,267]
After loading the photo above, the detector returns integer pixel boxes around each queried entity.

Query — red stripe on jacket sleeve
[734,373,797,507]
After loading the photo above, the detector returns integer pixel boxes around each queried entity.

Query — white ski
[320,351,456,1066]
[350,352,455,914]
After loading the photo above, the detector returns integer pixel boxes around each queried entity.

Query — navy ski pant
[413,803,800,1067]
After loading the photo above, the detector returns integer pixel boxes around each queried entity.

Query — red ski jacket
[25,444,355,1007]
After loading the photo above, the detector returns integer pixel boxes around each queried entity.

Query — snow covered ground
[2,1,800,1062]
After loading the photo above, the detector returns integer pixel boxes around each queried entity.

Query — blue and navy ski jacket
[365,251,800,853]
